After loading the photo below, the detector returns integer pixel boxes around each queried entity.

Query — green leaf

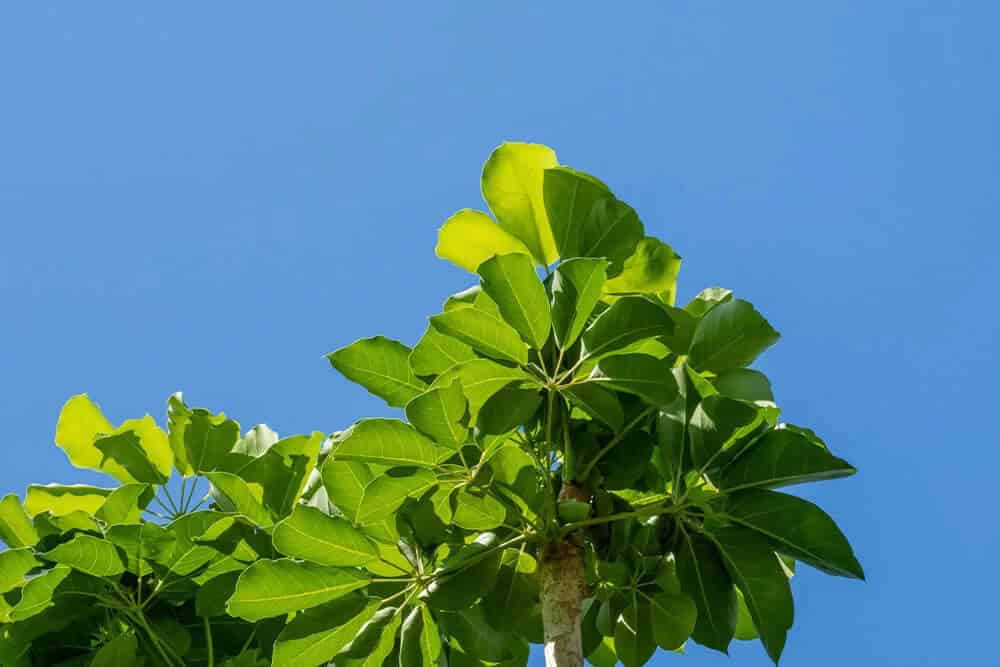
[435,208,534,273]
[477,384,543,436]
[599,431,656,490]
[430,308,529,366]
[357,467,437,526]
[615,602,656,667]
[713,369,775,403]
[405,381,469,449]
[334,419,445,468]
[335,605,402,667]
[687,396,763,470]
[409,324,476,377]
[321,459,373,524]
[483,550,539,631]
[721,428,856,492]
[452,488,506,531]
[106,522,175,576]
[41,534,125,577]
[159,511,232,576]
[477,252,552,349]
[8,566,72,621]
[439,605,527,663]
[327,336,428,408]
[228,558,371,621]
[706,527,794,663]
[685,287,733,318]
[689,299,780,372]
[0,494,39,548]
[581,296,674,361]
[165,395,241,475]
[544,166,644,273]
[563,383,624,431]
[592,353,680,405]
[551,257,609,349]
[195,570,243,617]
[55,395,173,484]
[93,430,169,484]
[604,237,682,305]
[90,632,139,667]
[271,593,376,667]
[273,505,378,566]
[95,483,152,525]
[24,484,113,517]
[203,472,272,527]
[431,359,538,422]
[481,141,560,266]
[423,533,502,611]
[0,549,38,594]
[646,592,697,650]
[721,489,864,579]
[734,588,759,640]
[235,432,324,518]
[399,606,443,666]
[676,530,736,653]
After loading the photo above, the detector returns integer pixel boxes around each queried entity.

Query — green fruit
[558,500,592,523]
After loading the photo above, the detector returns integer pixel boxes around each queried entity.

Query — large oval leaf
[551,257,609,350]
[431,359,538,421]
[435,208,533,273]
[676,530,736,653]
[271,593,375,667]
[705,527,794,664]
[604,237,681,305]
[405,381,469,449]
[356,467,437,526]
[593,353,680,406]
[720,428,856,491]
[333,419,444,468]
[42,534,125,578]
[721,489,864,579]
[0,494,39,548]
[481,142,560,266]
[327,336,427,408]
[409,324,476,377]
[544,167,644,273]
[689,299,780,372]
[273,505,378,567]
[430,307,529,366]
[581,296,674,361]
[228,558,370,621]
[477,253,552,349]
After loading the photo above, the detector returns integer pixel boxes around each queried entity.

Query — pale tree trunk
[539,540,588,667]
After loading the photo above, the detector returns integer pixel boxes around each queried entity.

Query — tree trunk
[539,540,587,667]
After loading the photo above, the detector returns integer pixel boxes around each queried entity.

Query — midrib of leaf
[581,202,632,258]
[584,324,666,361]
[681,528,721,640]
[280,521,372,560]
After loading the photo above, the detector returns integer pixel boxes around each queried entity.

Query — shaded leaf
[431,359,538,422]
[478,384,543,436]
[721,428,856,492]
[676,530,736,653]
[646,592,697,650]
[399,605,442,666]
[605,237,682,305]
[357,467,437,526]
[271,593,375,667]
[452,488,506,531]
[707,527,794,663]
[615,602,656,667]
[593,353,680,405]
[722,489,865,579]
[563,383,624,431]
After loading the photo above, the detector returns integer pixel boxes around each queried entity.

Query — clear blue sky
[1,3,996,665]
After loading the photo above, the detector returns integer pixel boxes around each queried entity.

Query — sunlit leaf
[481,142,560,266]
[23,484,113,517]
[581,296,674,361]
[430,306,529,366]
[271,593,375,667]
[405,380,469,449]
[409,324,476,377]
[551,257,609,350]
[605,237,682,305]
[435,208,533,273]
[478,252,552,349]
[273,505,378,566]
[228,558,370,621]
[41,534,125,577]
[0,494,39,548]
[689,299,780,373]
[333,419,444,468]
[327,336,427,408]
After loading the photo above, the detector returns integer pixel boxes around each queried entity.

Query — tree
[0,143,862,667]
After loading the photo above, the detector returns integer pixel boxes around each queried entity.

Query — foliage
[0,143,862,666]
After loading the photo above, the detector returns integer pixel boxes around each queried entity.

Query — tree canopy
[0,142,861,667]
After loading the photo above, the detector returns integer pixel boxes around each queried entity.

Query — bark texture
[540,540,588,667]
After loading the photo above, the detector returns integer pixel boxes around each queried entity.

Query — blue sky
[1,3,996,665]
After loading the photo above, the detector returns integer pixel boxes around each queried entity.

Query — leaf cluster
[0,143,862,667]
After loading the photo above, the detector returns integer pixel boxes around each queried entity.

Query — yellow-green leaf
[228,558,370,621]
[273,505,378,567]
[435,209,533,273]
[0,494,39,548]
[481,142,560,266]
[24,484,113,517]
[604,237,682,305]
